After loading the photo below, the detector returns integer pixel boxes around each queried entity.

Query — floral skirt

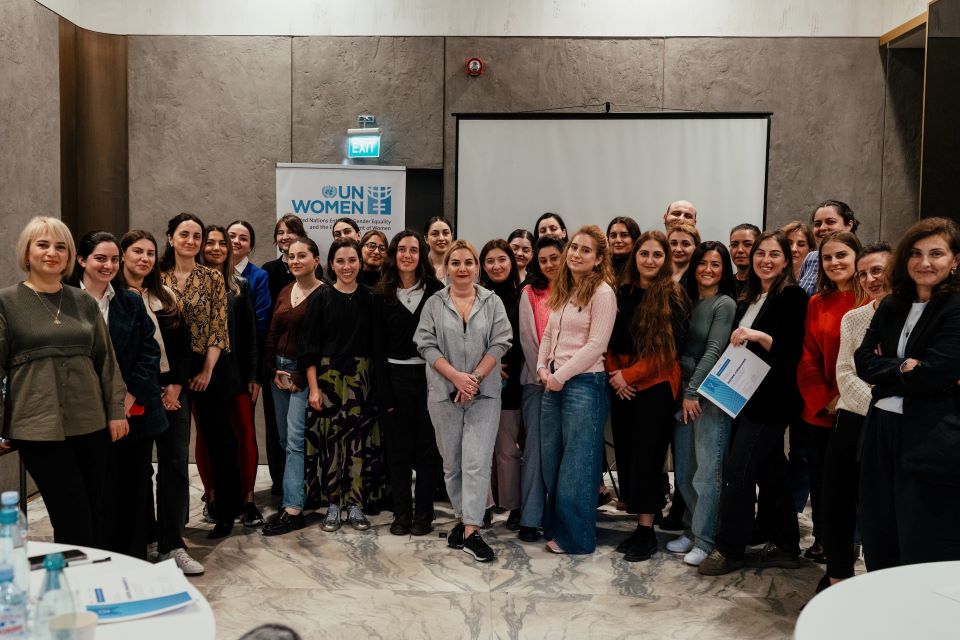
[304,356,382,508]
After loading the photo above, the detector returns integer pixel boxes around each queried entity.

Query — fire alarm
[465,57,484,77]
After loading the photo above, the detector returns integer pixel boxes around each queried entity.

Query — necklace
[451,289,475,321]
[29,284,64,325]
[291,281,318,306]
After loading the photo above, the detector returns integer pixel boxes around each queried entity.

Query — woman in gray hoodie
[415,239,512,563]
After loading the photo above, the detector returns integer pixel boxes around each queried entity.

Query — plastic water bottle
[34,553,75,640]
[0,493,26,547]
[0,513,27,595]
[0,564,26,638]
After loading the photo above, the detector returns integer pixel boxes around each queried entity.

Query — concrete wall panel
[664,38,887,240]
[880,48,923,241]
[292,37,444,169]
[128,36,291,263]
[0,0,61,285]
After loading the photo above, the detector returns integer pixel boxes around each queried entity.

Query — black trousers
[261,361,285,491]
[382,364,441,519]
[802,421,831,540]
[822,409,863,579]
[149,396,191,554]
[105,435,155,559]
[610,382,674,515]
[190,362,243,523]
[716,416,799,559]
[860,408,960,570]
[16,429,110,546]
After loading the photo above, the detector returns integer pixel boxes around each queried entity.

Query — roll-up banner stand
[275,163,406,261]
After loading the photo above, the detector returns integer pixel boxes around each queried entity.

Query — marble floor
[25,466,848,640]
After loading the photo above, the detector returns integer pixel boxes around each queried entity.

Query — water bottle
[34,553,75,640]
[0,493,26,547]
[0,513,27,595]
[0,564,26,638]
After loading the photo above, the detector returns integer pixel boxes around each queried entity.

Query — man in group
[663,200,697,230]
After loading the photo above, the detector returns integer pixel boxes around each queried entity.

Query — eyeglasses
[858,267,885,280]
[364,242,387,253]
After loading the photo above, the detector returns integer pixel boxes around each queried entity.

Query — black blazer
[220,277,258,395]
[733,284,809,423]
[855,292,960,434]
[108,288,167,440]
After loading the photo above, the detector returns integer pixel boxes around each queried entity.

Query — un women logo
[321,185,337,198]
[367,186,393,215]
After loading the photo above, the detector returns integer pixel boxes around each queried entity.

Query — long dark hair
[816,231,864,303]
[160,212,205,271]
[479,239,520,304]
[740,230,796,304]
[533,212,567,242]
[423,216,452,237]
[67,230,119,287]
[524,236,566,292]
[118,230,181,326]
[227,219,257,250]
[202,225,240,295]
[888,217,960,306]
[326,237,361,282]
[606,216,641,242]
[811,199,860,234]
[628,230,690,367]
[508,228,534,245]
[684,241,736,301]
[376,230,439,303]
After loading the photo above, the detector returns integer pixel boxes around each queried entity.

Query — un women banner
[275,163,406,259]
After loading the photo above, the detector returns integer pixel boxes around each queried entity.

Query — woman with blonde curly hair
[536,225,617,554]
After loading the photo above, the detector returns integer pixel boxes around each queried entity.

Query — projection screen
[455,113,770,249]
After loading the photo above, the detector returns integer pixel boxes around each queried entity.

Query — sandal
[545,540,566,554]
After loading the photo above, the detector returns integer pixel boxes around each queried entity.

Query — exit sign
[347,134,381,158]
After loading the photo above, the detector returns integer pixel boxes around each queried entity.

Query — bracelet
[470,372,483,384]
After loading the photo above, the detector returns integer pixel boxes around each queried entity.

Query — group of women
[2,203,959,583]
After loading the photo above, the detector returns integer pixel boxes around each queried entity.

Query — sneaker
[447,522,465,549]
[321,504,341,532]
[146,542,159,563]
[666,534,694,554]
[159,548,204,576]
[463,531,495,562]
[698,549,744,576]
[754,542,804,570]
[202,501,217,524]
[684,547,709,566]
[243,502,265,528]
[623,526,658,562]
[347,505,370,531]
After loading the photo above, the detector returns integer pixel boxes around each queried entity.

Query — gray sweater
[680,293,736,401]
[415,285,512,402]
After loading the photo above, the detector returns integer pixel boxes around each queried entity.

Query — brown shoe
[698,549,745,576]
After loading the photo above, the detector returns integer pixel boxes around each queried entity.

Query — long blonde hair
[547,225,615,310]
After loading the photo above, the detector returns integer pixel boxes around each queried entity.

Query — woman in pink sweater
[537,226,616,554]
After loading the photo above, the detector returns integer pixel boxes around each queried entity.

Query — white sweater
[835,302,876,416]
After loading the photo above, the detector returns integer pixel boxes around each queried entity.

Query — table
[28,541,216,640]
[795,561,960,639]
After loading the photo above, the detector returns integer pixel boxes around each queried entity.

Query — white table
[795,561,960,640]
[28,541,216,640]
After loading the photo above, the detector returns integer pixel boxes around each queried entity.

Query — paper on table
[69,559,194,623]
[934,583,960,604]
[696,344,771,419]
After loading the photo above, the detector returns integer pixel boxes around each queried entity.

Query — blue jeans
[540,372,609,554]
[673,398,731,552]
[519,384,545,528]
[272,356,309,511]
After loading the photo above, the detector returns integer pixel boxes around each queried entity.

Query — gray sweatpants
[428,396,501,526]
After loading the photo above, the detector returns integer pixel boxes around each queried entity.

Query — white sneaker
[146,542,159,563]
[666,535,694,554]
[684,547,709,566]
[159,548,205,576]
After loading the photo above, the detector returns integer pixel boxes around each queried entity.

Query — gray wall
[125,35,918,250]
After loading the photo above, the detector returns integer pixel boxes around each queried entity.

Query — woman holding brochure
[665,241,736,567]
[698,230,808,576]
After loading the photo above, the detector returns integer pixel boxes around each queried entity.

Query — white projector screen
[455,114,770,250]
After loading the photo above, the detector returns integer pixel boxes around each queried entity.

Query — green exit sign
[347,134,381,158]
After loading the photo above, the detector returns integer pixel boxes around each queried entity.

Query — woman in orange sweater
[606,230,690,562]
[796,231,865,563]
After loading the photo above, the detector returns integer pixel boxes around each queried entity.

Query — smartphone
[29,549,88,570]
